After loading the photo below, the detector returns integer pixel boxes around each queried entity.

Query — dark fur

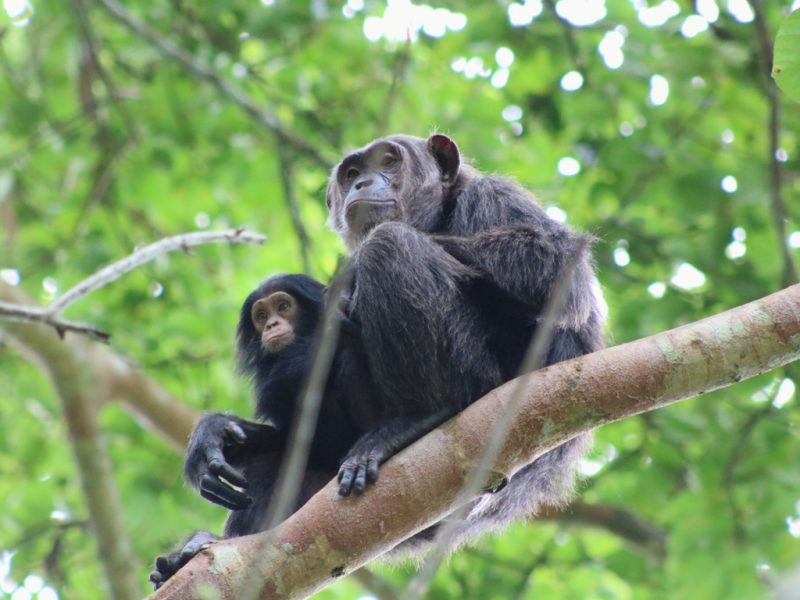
[327,134,604,552]
[149,274,366,589]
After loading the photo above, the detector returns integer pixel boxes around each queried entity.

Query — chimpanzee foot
[149,530,218,590]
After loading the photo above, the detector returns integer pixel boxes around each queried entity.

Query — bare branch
[0,302,111,342]
[0,281,198,449]
[47,228,265,314]
[350,567,400,600]
[148,284,800,600]
[723,402,774,541]
[0,228,265,340]
[0,290,139,599]
[376,40,411,138]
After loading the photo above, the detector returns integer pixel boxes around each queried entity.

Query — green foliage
[1,0,800,598]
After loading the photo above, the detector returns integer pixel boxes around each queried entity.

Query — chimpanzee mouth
[346,198,396,210]
[265,331,291,343]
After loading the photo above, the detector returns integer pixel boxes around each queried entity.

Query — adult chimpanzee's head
[326,134,463,250]
[236,274,325,371]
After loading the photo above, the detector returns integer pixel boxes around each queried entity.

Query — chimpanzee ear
[427,134,460,182]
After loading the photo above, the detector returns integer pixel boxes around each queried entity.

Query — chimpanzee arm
[184,413,286,510]
[337,409,453,496]
[433,226,596,326]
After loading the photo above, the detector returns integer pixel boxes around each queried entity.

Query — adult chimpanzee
[156,133,604,581]
[149,274,367,589]
[326,134,605,548]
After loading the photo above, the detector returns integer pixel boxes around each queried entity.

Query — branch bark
[149,284,800,599]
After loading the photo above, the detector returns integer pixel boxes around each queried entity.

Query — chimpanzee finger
[205,452,248,488]
[353,463,368,494]
[338,465,355,496]
[200,486,250,511]
[155,555,175,574]
[200,474,252,510]
[224,421,247,444]
[366,456,380,483]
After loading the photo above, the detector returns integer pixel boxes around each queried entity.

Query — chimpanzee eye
[346,167,360,181]
[381,153,398,167]
[256,311,267,321]
[278,301,290,313]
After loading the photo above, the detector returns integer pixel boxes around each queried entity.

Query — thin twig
[751,0,798,286]
[350,567,401,600]
[276,145,312,273]
[723,402,774,542]
[265,262,353,527]
[95,0,334,169]
[377,39,412,137]
[537,501,666,557]
[543,0,586,75]
[47,228,266,314]
[406,239,589,599]
[0,302,111,341]
[71,0,139,140]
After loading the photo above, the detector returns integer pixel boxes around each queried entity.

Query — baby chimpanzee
[149,274,366,589]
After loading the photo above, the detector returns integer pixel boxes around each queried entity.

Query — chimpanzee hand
[149,530,218,590]
[337,431,388,496]
[338,411,454,496]
[326,279,362,339]
[338,310,362,339]
[184,413,283,510]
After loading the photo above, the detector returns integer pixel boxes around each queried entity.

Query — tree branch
[0,228,266,339]
[149,284,800,599]
[95,0,335,169]
[0,289,140,599]
[276,145,312,274]
[537,502,666,558]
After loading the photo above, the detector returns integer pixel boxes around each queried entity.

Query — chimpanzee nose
[355,177,372,191]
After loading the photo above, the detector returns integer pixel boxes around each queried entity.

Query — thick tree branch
[149,284,800,599]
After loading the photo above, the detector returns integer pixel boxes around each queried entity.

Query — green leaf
[773,9,800,101]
